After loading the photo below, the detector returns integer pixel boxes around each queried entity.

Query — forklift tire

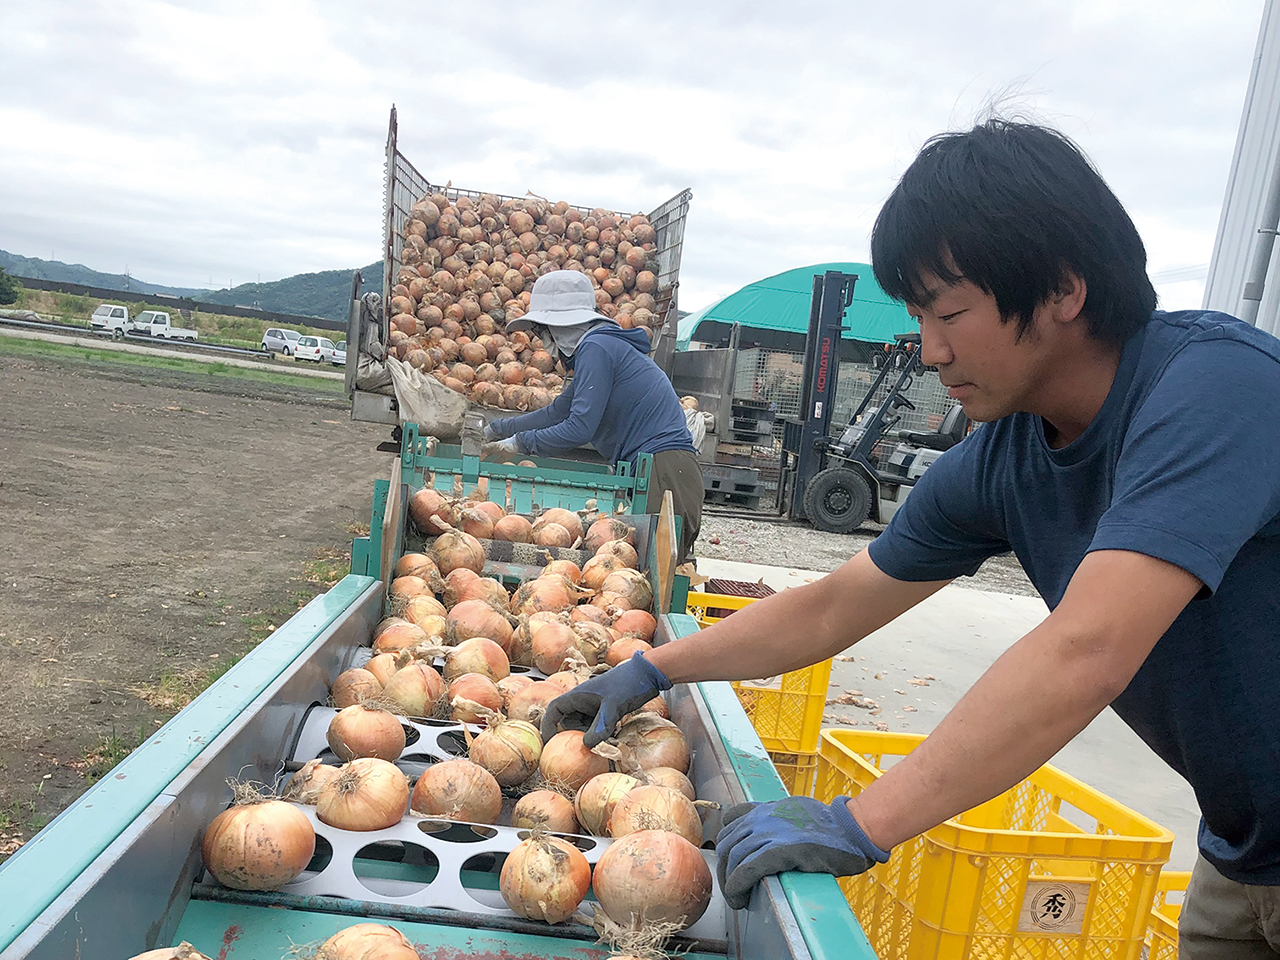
[803,467,872,534]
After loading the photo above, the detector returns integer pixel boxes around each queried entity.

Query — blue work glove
[715,795,890,910]
[539,651,672,746]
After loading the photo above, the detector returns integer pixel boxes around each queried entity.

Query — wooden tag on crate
[654,490,677,614]
[1017,879,1092,935]
[380,457,404,585]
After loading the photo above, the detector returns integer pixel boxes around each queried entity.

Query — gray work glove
[539,651,672,746]
[715,795,890,909]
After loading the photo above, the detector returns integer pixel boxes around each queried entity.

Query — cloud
[0,0,1263,312]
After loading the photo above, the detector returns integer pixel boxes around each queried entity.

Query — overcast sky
[0,0,1265,313]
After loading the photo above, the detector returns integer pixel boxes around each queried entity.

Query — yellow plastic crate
[768,749,819,797]
[731,658,833,754]
[815,730,1174,960]
[685,591,757,627]
[1145,869,1190,960]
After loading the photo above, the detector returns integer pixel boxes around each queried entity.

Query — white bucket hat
[505,271,611,332]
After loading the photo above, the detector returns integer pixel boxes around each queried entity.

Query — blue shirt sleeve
[866,429,1011,581]
[513,341,612,457]
[1089,339,1280,592]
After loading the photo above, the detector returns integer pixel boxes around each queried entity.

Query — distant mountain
[0,250,207,298]
[196,263,382,322]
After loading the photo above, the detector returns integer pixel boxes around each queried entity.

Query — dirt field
[0,340,390,858]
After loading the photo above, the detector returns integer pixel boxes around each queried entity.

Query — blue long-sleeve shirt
[488,325,695,465]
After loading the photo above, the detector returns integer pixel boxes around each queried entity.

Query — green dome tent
[676,262,914,350]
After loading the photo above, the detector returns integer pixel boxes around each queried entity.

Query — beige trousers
[1180,855,1280,958]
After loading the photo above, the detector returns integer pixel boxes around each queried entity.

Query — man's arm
[846,548,1201,849]
[648,549,952,683]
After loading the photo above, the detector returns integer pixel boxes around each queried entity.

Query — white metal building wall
[1204,0,1280,335]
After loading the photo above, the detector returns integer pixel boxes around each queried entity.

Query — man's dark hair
[871,119,1156,346]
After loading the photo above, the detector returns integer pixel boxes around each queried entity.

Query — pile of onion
[500,834,592,924]
[201,793,315,891]
[327,704,406,762]
[591,830,713,931]
[411,757,502,824]
[316,758,409,831]
[317,923,419,960]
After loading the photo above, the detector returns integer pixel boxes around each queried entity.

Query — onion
[546,670,585,693]
[592,591,631,612]
[612,609,657,642]
[584,517,634,553]
[601,569,654,611]
[497,673,536,712]
[539,507,584,540]
[283,758,343,804]
[201,797,314,891]
[456,506,494,540]
[541,559,582,583]
[642,766,696,800]
[531,622,579,674]
[540,730,610,793]
[592,830,712,930]
[506,680,560,725]
[532,521,573,547]
[606,637,653,668]
[512,789,579,834]
[443,636,510,682]
[446,598,514,651]
[440,567,481,607]
[127,943,214,960]
[468,716,542,786]
[595,539,639,568]
[364,653,400,686]
[409,488,458,534]
[500,834,592,924]
[571,621,612,665]
[429,529,486,576]
[403,591,447,620]
[316,758,409,831]
[493,514,533,542]
[448,673,503,721]
[571,604,609,625]
[317,924,418,960]
[394,552,439,581]
[609,784,703,846]
[581,554,625,591]
[331,668,382,708]
[457,576,510,609]
[574,772,639,835]
[389,575,430,601]
[614,714,689,773]
[378,665,445,716]
[630,695,670,721]
[327,703,406,761]
[410,757,502,823]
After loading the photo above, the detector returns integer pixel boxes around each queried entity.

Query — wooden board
[655,489,678,614]
[379,456,403,585]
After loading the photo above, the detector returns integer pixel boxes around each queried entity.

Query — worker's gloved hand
[539,651,672,746]
[483,422,501,441]
[483,437,520,457]
[716,796,890,910]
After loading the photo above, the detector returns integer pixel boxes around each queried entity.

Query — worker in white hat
[486,270,703,562]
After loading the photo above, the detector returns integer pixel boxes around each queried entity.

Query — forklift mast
[781,271,858,517]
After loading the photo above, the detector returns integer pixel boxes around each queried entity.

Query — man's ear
[1050,269,1088,323]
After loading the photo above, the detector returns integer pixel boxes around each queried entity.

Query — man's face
[906,276,1054,423]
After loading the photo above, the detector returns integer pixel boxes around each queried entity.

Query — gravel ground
[696,508,1037,596]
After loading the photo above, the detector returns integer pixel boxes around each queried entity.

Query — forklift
[776,271,970,534]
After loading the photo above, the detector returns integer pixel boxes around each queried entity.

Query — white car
[261,328,301,355]
[90,304,131,338]
[295,335,339,363]
[333,340,347,366]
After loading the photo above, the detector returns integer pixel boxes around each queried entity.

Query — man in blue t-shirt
[541,121,1280,955]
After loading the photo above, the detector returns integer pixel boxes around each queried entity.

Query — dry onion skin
[493,514,534,542]
[389,574,431,601]
[201,798,315,891]
[512,789,579,834]
[409,488,458,535]
[364,652,401,686]
[539,730,610,793]
[283,759,343,804]
[591,829,713,931]
[505,679,561,726]
[497,673,536,712]
[331,667,383,708]
[594,539,639,569]
[500,834,592,924]
[448,673,503,721]
[609,784,703,846]
[316,758,409,831]
[613,714,690,773]
[411,757,502,824]
[317,923,419,960]
[127,945,214,960]
[575,772,640,836]
[468,716,543,786]
[641,766,695,801]
[327,704,407,762]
